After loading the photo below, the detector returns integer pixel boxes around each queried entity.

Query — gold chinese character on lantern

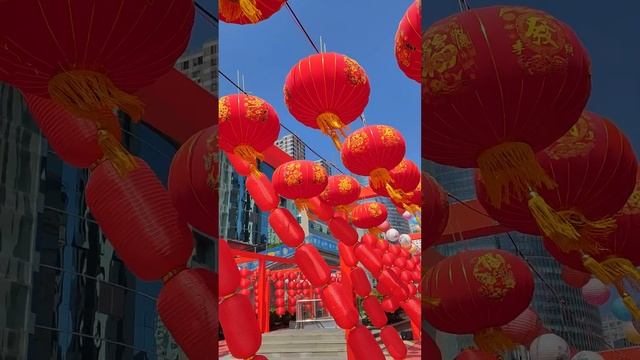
[524,16,559,48]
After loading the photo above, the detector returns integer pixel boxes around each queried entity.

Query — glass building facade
[0,83,213,359]
[424,160,606,358]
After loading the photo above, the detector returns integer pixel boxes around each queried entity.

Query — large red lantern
[351,202,388,231]
[394,0,422,82]
[284,53,370,149]
[477,112,637,264]
[341,125,406,188]
[272,160,328,212]
[219,94,280,174]
[168,126,217,237]
[0,0,194,174]
[425,249,534,354]
[370,159,421,203]
[320,174,362,210]
[219,0,287,24]
[423,6,591,207]
[86,158,194,281]
[423,172,450,247]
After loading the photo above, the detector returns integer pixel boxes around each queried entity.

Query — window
[182,61,189,70]
[97,282,125,318]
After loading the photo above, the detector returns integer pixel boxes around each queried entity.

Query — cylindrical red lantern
[219,94,280,173]
[394,0,422,82]
[269,208,305,248]
[425,249,534,354]
[168,126,217,237]
[341,125,406,188]
[219,0,287,24]
[339,242,358,268]
[246,172,280,212]
[219,294,262,359]
[423,172,450,247]
[355,244,383,277]
[423,6,591,207]
[272,160,328,212]
[363,296,388,328]
[219,239,241,296]
[501,308,542,347]
[86,158,193,281]
[295,244,331,287]
[381,326,408,360]
[321,283,359,330]
[350,267,371,297]
[284,53,370,149]
[329,217,359,246]
[157,269,217,360]
[347,326,386,360]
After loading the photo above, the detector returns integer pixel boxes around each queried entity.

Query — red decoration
[219,294,262,359]
[246,172,280,212]
[86,158,193,281]
[395,0,422,82]
[501,308,542,346]
[219,0,286,24]
[157,269,216,360]
[351,202,388,230]
[321,283,359,329]
[284,53,370,149]
[370,159,421,202]
[363,296,388,328]
[400,297,421,326]
[355,244,383,277]
[423,172,450,247]
[350,267,372,297]
[560,265,591,288]
[320,174,362,209]
[455,349,499,360]
[219,240,241,296]
[23,93,102,168]
[329,217,359,246]
[307,196,334,221]
[268,208,305,247]
[347,326,386,360]
[0,0,194,174]
[295,244,331,287]
[382,296,400,313]
[425,249,534,353]
[272,160,328,212]
[339,242,358,268]
[341,125,406,188]
[219,93,280,173]
[423,6,591,207]
[425,333,443,360]
[168,126,217,237]
[381,326,408,360]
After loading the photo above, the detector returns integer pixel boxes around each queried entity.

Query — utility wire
[194,1,219,24]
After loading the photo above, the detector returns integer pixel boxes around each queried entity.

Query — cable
[218,69,345,174]
[194,1,219,24]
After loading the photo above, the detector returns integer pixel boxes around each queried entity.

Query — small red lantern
[341,125,406,189]
[284,52,370,149]
[168,126,217,237]
[219,0,287,24]
[351,202,388,231]
[320,174,362,212]
[423,6,591,207]
[425,249,534,354]
[423,172,450,247]
[394,0,422,82]
[219,94,280,174]
[370,159,421,203]
[272,160,328,212]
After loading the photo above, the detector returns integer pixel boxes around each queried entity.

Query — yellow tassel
[295,199,311,216]
[49,70,144,123]
[622,293,640,321]
[527,192,587,253]
[473,327,516,355]
[477,142,556,208]
[581,254,613,284]
[368,227,383,237]
[97,130,137,177]
[600,257,640,287]
[316,112,348,151]
[369,168,394,189]
[403,203,421,215]
[560,210,617,245]
[234,144,263,178]
[220,0,262,23]
[385,183,407,203]
[423,296,440,308]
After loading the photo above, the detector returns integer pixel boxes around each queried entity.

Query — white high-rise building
[175,39,218,95]
[275,134,306,160]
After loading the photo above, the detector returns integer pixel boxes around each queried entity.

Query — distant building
[314,159,332,176]
[601,313,632,349]
[175,39,218,95]
[275,134,306,160]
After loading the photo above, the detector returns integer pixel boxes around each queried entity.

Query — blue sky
[219,0,421,173]
[424,0,640,154]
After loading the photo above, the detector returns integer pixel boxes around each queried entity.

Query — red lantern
[272,160,328,212]
[341,125,406,188]
[351,202,388,230]
[347,326,386,360]
[168,126,217,237]
[363,296,388,328]
[320,174,362,211]
[269,208,305,247]
[355,244,383,277]
[560,265,591,288]
[381,326,408,360]
[306,196,335,221]
[0,0,194,173]
[477,113,637,272]
[350,267,372,297]
[86,158,193,281]
[370,159,421,203]
[395,0,422,83]
[425,249,534,354]
[157,269,216,360]
[501,308,542,347]
[219,294,262,359]
[321,283,359,329]
[284,53,370,149]
[219,94,280,173]
[219,239,241,296]
[423,6,591,207]
[23,93,102,168]
[329,217,359,246]
[295,244,331,287]
[382,296,400,313]
[425,333,442,360]
[219,0,287,24]
[246,172,280,212]
[423,172,450,247]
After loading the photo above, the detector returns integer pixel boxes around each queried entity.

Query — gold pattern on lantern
[393,159,408,173]
[219,97,231,122]
[622,189,640,215]
[338,176,353,193]
[312,164,327,184]
[424,17,477,96]
[284,163,303,186]
[245,96,268,121]
[472,253,516,300]
[395,30,414,67]
[343,56,367,86]
[205,129,218,190]
[544,115,595,160]
[501,7,570,75]
[347,132,369,153]
[283,85,291,104]
[378,125,401,146]
[367,203,383,217]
